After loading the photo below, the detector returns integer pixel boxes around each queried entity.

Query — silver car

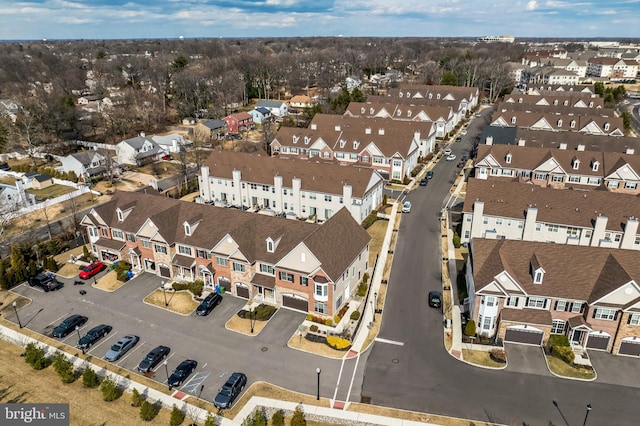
[104,334,139,362]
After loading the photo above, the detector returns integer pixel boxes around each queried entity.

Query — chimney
[626,148,635,155]
[486,136,493,145]
[559,143,567,150]
[310,123,317,130]
[577,144,585,151]
[334,125,341,131]
[378,128,385,135]
[140,131,145,137]
[365,127,371,134]
[517,138,525,146]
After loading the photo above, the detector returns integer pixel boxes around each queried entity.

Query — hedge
[326,336,351,350]
[552,345,575,365]
[548,334,570,348]
[172,279,204,297]
[362,211,378,229]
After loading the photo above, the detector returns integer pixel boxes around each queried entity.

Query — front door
[572,330,583,344]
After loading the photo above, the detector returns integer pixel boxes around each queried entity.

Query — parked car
[52,314,88,338]
[137,345,170,373]
[213,372,247,409]
[461,130,467,136]
[457,161,465,168]
[401,201,412,213]
[428,291,442,309]
[196,292,222,316]
[78,324,112,349]
[104,334,139,361]
[168,359,198,387]
[161,154,173,161]
[419,178,428,186]
[461,155,468,162]
[446,154,456,161]
[444,148,452,155]
[28,273,63,292]
[455,136,462,142]
[426,171,434,179]
[78,261,106,280]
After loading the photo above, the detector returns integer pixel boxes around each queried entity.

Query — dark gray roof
[256,100,285,108]
[201,119,226,130]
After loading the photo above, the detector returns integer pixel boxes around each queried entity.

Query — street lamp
[583,404,592,426]
[373,291,378,321]
[12,301,22,328]
[161,281,168,307]
[75,325,84,354]
[316,367,321,400]
[249,305,256,334]
[370,299,375,323]
[164,360,171,391]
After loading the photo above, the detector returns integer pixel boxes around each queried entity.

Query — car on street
[78,324,112,349]
[475,113,482,117]
[461,130,467,135]
[444,148,452,156]
[457,160,465,168]
[461,155,468,162]
[161,154,173,161]
[426,171,434,179]
[196,292,223,316]
[137,345,170,373]
[455,136,462,142]
[419,178,428,186]
[78,261,106,280]
[104,334,139,361]
[168,359,198,387]
[446,154,456,161]
[52,314,88,338]
[428,291,442,309]
[213,372,247,409]
[28,273,63,292]
[401,201,412,213]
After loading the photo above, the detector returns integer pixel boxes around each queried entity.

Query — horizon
[1,0,640,40]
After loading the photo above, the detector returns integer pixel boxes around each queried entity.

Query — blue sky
[0,0,639,40]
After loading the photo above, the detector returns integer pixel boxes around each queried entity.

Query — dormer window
[116,208,123,221]
[604,123,610,131]
[266,238,274,253]
[592,160,600,172]
[533,270,544,284]
[518,98,523,103]
[589,101,594,107]
[353,141,359,150]
[369,108,374,114]
[396,109,402,116]
[184,222,192,236]
[505,153,512,164]
[436,94,441,99]
[360,107,365,114]
[572,158,580,170]
[407,110,412,117]
[428,93,433,99]
[511,116,517,124]
[570,120,576,128]
[563,100,569,106]
[557,119,563,127]
[553,100,558,105]
[339,139,346,148]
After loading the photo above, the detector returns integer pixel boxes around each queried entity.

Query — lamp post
[373,291,378,321]
[12,301,22,328]
[164,360,171,391]
[583,404,592,426]
[161,281,168,307]
[316,367,321,400]
[75,325,84,354]
[370,299,375,322]
[249,305,256,334]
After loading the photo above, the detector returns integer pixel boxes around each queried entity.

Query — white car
[446,154,456,161]
[461,130,467,136]
[444,148,452,155]
[401,201,412,213]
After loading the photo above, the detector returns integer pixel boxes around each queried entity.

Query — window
[517,221,524,229]
[628,313,640,325]
[154,244,167,254]
[594,308,616,320]
[482,316,493,330]
[262,185,269,192]
[314,302,328,314]
[112,230,124,240]
[568,176,581,183]
[567,227,579,237]
[527,297,547,309]
[141,239,151,249]
[501,169,513,176]
[555,300,568,311]
[196,249,207,258]
[362,156,370,163]
[232,262,245,272]
[535,223,542,232]
[533,271,543,284]
[483,217,489,225]
[324,209,333,219]
[587,177,601,185]
[125,233,137,242]
[534,173,547,180]
[592,161,599,172]
[608,180,619,189]
[117,209,123,221]
[260,264,274,274]
[309,193,316,200]
[101,228,108,237]
[315,283,328,297]
[216,256,228,267]
[267,240,274,253]
[184,223,191,236]
[551,320,566,334]
[178,245,192,256]
[547,224,559,233]
[571,302,583,313]
[552,175,563,183]
[506,297,518,307]
[300,276,308,286]
[279,271,294,282]
[484,296,496,307]
[625,182,638,189]
[324,195,332,202]
[89,227,98,237]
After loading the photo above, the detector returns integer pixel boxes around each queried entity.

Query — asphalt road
[360,110,640,425]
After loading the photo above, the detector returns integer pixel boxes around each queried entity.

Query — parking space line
[152,353,175,373]
[181,371,211,394]
[87,331,118,354]
[116,340,146,365]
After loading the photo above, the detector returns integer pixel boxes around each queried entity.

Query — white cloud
[527,1,538,10]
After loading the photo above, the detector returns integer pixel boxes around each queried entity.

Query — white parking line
[374,337,405,346]
[115,340,146,365]
[86,331,118,354]
[152,353,175,373]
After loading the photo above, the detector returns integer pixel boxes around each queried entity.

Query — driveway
[589,350,640,388]
[504,343,551,376]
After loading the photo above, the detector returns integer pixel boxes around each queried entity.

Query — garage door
[159,265,171,278]
[504,327,544,345]
[236,284,249,299]
[619,340,640,356]
[282,295,308,312]
[586,335,610,350]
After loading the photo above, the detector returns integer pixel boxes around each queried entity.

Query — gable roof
[201,119,227,130]
[255,100,286,108]
[69,151,103,166]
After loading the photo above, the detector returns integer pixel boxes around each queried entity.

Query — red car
[79,261,106,280]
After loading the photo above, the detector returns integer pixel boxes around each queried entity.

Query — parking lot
[8,271,341,404]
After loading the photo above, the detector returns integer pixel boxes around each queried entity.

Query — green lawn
[26,184,76,201]
[546,355,596,380]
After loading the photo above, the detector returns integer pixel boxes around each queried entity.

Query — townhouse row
[80,191,371,318]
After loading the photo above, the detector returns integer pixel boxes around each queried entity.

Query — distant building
[478,35,515,43]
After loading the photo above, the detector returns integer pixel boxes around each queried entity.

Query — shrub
[548,334,570,348]
[363,273,369,283]
[334,314,341,324]
[139,400,159,421]
[324,319,333,327]
[115,261,132,282]
[490,348,507,362]
[309,324,318,333]
[410,165,422,177]
[271,410,285,426]
[204,414,216,426]
[172,279,204,297]
[52,353,79,383]
[350,311,361,321]
[357,279,368,297]
[169,404,185,426]
[424,152,434,161]
[326,336,351,350]
[552,345,575,365]
[100,377,123,402]
[243,409,267,426]
[305,314,313,321]
[254,304,276,321]
[82,367,100,388]
[402,175,410,185]
[361,211,378,229]
[464,320,476,337]
[82,245,90,259]
[290,405,307,426]
[131,388,144,407]
[24,343,49,370]
[382,194,388,206]
[453,233,461,249]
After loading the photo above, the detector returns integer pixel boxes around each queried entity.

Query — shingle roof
[255,100,285,108]
[500,308,552,326]
[495,102,614,117]
[200,150,381,198]
[472,238,640,303]
[201,119,226,130]
[463,178,640,232]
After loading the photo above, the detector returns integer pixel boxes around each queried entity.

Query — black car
[77,324,112,349]
[213,372,247,409]
[426,170,434,179]
[419,178,428,186]
[52,314,88,338]
[196,292,222,316]
[168,359,198,387]
[137,345,170,373]
[28,273,63,292]
[428,291,443,309]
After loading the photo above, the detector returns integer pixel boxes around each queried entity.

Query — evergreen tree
[290,405,307,426]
